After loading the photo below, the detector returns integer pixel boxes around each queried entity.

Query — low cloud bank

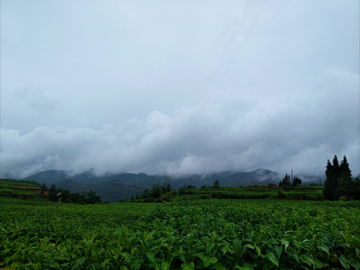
[1,68,359,178]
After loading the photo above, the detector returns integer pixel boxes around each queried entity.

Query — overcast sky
[1,0,359,179]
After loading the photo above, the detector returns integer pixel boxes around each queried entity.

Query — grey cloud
[1,1,359,179]
[1,67,358,178]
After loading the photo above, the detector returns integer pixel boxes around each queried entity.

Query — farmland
[0,179,45,201]
[1,198,359,269]
[171,185,324,201]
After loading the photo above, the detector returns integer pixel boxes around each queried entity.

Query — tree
[213,179,220,189]
[142,188,150,199]
[351,175,360,200]
[336,156,352,199]
[40,183,48,197]
[86,189,101,204]
[292,177,302,187]
[71,192,81,203]
[48,184,58,202]
[279,174,291,187]
[323,155,351,200]
[61,189,71,202]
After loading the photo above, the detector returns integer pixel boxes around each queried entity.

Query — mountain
[22,168,281,202]
[23,168,280,187]
[52,180,147,203]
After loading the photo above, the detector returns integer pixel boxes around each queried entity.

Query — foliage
[40,183,48,197]
[1,200,359,269]
[279,175,302,187]
[213,179,221,189]
[323,155,354,200]
[276,189,286,199]
[134,183,173,201]
[178,184,196,190]
[292,177,302,187]
[279,174,291,187]
[351,175,360,200]
[48,184,101,204]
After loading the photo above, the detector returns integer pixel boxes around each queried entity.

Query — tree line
[131,183,173,201]
[279,174,302,187]
[323,155,360,201]
[41,183,102,204]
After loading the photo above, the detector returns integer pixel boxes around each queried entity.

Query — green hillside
[0,178,45,201]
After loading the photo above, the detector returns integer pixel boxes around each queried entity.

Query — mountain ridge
[22,168,280,185]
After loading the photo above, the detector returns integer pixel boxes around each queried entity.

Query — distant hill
[22,168,281,202]
[23,168,280,186]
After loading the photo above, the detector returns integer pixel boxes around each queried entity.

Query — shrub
[277,189,286,199]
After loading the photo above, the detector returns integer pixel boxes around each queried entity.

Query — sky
[1,0,359,179]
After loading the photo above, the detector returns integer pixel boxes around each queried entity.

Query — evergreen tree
[48,184,58,202]
[70,192,81,203]
[280,174,291,187]
[40,183,48,197]
[351,175,360,200]
[336,156,352,199]
[142,188,150,199]
[323,155,352,200]
[86,189,101,204]
[213,179,220,189]
[323,159,333,200]
[292,177,302,187]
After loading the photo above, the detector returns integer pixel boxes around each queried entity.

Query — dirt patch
[11,186,40,189]
[33,190,49,196]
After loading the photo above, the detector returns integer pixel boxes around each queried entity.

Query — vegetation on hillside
[47,183,102,204]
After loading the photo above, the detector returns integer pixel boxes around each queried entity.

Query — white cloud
[1,67,358,178]
[1,1,359,178]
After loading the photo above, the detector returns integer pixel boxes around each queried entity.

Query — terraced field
[0,179,44,200]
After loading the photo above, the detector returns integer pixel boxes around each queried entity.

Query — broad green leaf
[206,243,215,254]
[222,245,228,255]
[339,255,350,270]
[317,244,329,255]
[273,245,282,258]
[161,261,171,270]
[130,259,142,270]
[312,258,328,269]
[121,252,131,264]
[236,263,254,270]
[203,256,217,268]
[244,244,255,250]
[265,252,279,267]
[255,245,261,257]
[281,239,289,250]
[146,252,155,264]
[181,262,195,270]
[212,262,227,270]
[351,261,360,270]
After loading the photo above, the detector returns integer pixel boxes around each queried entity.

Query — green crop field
[0,179,44,201]
[1,198,359,270]
[174,185,325,201]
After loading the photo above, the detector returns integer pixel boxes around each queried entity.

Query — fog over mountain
[1,1,359,179]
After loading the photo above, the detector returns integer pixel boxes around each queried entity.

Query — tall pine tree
[323,155,352,200]
[336,156,352,199]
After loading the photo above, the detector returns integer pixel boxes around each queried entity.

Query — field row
[1,200,359,269]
